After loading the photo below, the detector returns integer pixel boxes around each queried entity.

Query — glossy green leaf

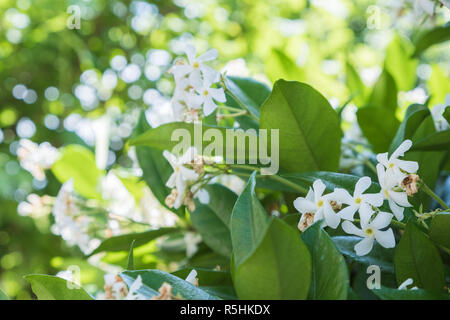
[357,106,400,152]
[233,218,311,299]
[120,270,219,300]
[332,236,395,273]
[373,286,450,300]
[301,222,349,300]
[427,65,450,107]
[394,221,445,291]
[411,129,450,151]
[231,172,270,266]
[266,48,305,83]
[126,239,136,270]
[260,79,341,173]
[412,24,450,58]
[368,69,398,111]
[385,35,418,91]
[191,184,237,258]
[389,104,430,153]
[51,145,104,199]
[90,228,178,255]
[429,213,450,250]
[25,275,93,300]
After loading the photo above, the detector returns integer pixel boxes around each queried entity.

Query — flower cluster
[295,140,419,256]
[169,45,226,122]
[17,139,59,181]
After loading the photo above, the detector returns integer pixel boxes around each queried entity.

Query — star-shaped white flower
[171,45,219,89]
[377,164,411,221]
[430,94,450,132]
[195,81,226,116]
[342,211,395,256]
[163,147,200,209]
[330,176,383,222]
[294,179,340,229]
[376,139,418,186]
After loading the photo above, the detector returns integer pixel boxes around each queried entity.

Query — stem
[421,181,449,210]
[354,218,406,229]
[227,164,308,194]
[221,80,259,122]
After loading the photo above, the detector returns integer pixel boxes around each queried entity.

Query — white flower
[184,232,202,258]
[125,275,146,300]
[414,0,436,15]
[101,172,139,221]
[99,274,146,300]
[376,139,418,186]
[342,211,395,256]
[430,94,450,132]
[293,179,340,229]
[17,139,59,181]
[398,278,419,290]
[163,147,200,209]
[171,45,220,89]
[330,176,384,221]
[185,269,198,286]
[17,193,53,218]
[195,81,226,116]
[377,164,411,221]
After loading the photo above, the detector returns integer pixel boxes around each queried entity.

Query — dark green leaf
[412,24,450,58]
[301,222,349,300]
[126,239,136,270]
[412,129,450,151]
[394,221,445,291]
[373,286,450,300]
[429,213,450,250]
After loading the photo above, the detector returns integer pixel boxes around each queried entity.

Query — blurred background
[0,0,448,299]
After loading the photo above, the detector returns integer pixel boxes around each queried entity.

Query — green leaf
[411,129,450,151]
[230,172,270,267]
[266,48,305,83]
[427,65,450,107]
[133,113,179,213]
[373,286,450,300]
[0,288,9,300]
[385,35,418,91]
[345,62,367,106]
[412,24,450,58]
[191,184,237,258]
[126,239,136,270]
[368,69,398,111]
[90,228,178,255]
[224,76,269,120]
[394,221,445,291]
[51,145,104,199]
[260,79,341,173]
[232,218,311,299]
[443,106,450,123]
[25,275,93,300]
[357,106,400,152]
[301,222,349,300]
[332,236,395,273]
[429,213,450,250]
[389,104,430,153]
[120,270,219,300]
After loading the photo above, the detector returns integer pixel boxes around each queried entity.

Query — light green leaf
[260,79,341,173]
[191,184,237,258]
[301,222,349,300]
[345,62,367,107]
[0,288,9,300]
[90,228,178,255]
[427,65,450,107]
[230,172,270,267]
[120,270,219,300]
[394,221,445,291]
[232,218,311,299]
[385,35,418,91]
[429,213,450,250]
[443,106,450,123]
[126,239,135,270]
[266,48,305,83]
[412,24,450,58]
[368,69,398,111]
[51,145,105,199]
[25,275,93,300]
[357,106,400,152]
[332,236,395,273]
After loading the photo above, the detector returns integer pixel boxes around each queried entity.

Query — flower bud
[298,212,315,232]
[401,174,420,196]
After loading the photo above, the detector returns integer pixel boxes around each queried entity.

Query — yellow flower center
[203,90,209,96]
[317,200,324,207]
[365,228,374,236]
[175,167,180,173]
[355,197,362,204]
[384,189,389,198]
[389,163,395,168]
[193,61,199,68]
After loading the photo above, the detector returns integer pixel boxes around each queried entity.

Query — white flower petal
[374,228,395,248]
[359,202,374,228]
[329,188,353,205]
[293,198,317,214]
[203,96,217,116]
[342,221,365,237]
[393,159,419,174]
[391,140,412,160]
[388,190,411,207]
[209,87,226,103]
[197,49,218,62]
[184,45,197,64]
[166,173,177,188]
[355,236,374,256]
[163,150,177,168]
[376,153,389,167]
[337,205,358,221]
[180,167,199,182]
[361,193,384,207]
[370,211,393,230]
[388,199,404,221]
[313,179,326,201]
[322,203,340,229]
[355,176,371,196]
